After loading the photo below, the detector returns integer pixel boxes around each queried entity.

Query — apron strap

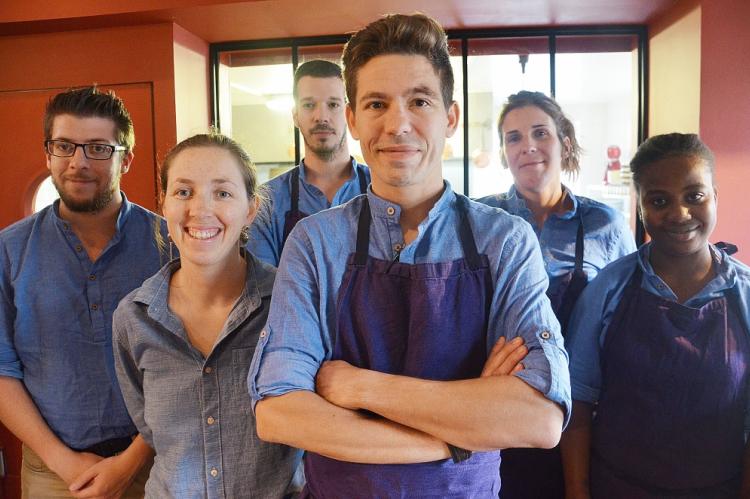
[573,212,584,274]
[290,166,301,214]
[456,195,482,270]
[354,197,371,266]
[356,164,369,194]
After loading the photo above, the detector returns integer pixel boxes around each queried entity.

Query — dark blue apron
[301,194,501,498]
[282,165,369,251]
[500,214,586,499]
[590,265,750,498]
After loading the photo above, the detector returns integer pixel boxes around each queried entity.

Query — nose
[384,103,411,136]
[68,145,90,169]
[521,135,537,154]
[313,104,329,124]
[188,192,213,216]
[667,203,691,222]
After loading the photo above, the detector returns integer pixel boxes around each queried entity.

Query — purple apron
[590,265,750,498]
[302,195,501,498]
[500,215,586,499]
[282,165,369,251]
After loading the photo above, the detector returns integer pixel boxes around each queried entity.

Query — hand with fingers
[481,336,527,378]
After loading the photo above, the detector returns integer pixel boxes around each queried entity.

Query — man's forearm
[0,376,73,468]
[255,390,450,463]
[337,369,564,451]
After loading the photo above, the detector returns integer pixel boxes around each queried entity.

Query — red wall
[699,0,750,264]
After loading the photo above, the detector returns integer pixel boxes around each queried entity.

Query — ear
[246,196,260,226]
[346,104,360,140]
[445,101,460,138]
[562,136,572,159]
[120,151,134,175]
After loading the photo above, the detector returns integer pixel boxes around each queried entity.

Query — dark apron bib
[302,195,500,499]
[282,165,368,251]
[590,265,750,498]
[500,214,586,499]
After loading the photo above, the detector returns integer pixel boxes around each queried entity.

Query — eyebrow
[359,85,441,103]
[171,178,239,186]
[504,124,550,136]
[52,136,115,144]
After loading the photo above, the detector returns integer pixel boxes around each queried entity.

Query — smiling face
[500,105,570,196]
[46,114,133,214]
[346,54,458,199]
[638,155,717,260]
[293,76,348,161]
[162,146,255,269]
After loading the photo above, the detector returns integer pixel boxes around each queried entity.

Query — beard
[303,125,347,162]
[52,176,119,213]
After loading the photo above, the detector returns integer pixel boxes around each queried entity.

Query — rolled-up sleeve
[0,243,21,380]
[490,222,572,424]
[249,226,328,409]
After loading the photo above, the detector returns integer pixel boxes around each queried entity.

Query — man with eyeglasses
[0,86,163,498]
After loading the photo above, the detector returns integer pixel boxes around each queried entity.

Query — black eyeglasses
[45,140,127,160]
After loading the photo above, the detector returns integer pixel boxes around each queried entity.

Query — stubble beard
[304,128,347,162]
[52,175,120,214]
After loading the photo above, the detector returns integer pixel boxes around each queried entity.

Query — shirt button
[260,330,267,338]
[386,206,396,216]
[88,274,96,281]
[75,245,83,252]
[394,243,403,251]
[207,416,215,425]
[91,304,99,311]
[204,366,213,374]
[210,467,219,478]
[540,331,551,340]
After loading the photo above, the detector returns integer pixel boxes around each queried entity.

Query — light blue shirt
[476,185,635,300]
[113,253,301,499]
[567,243,750,414]
[249,182,571,422]
[0,195,166,449]
[247,158,370,267]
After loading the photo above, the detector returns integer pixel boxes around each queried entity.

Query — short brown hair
[497,91,582,175]
[44,85,135,152]
[630,133,715,191]
[293,60,343,100]
[342,13,454,109]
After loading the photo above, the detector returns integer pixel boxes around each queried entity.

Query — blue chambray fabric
[0,194,165,449]
[476,184,636,300]
[113,253,302,499]
[246,158,370,267]
[249,181,572,424]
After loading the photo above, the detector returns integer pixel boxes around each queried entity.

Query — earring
[240,226,250,246]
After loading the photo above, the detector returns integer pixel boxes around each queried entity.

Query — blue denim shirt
[0,195,165,449]
[247,158,370,267]
[476,185,636,300]
[113,254,302,499]
[566,243,750,427]
[249,182,572,423]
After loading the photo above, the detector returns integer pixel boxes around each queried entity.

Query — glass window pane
[218,48,295,183]
[33,176,58,213]
[445,39,465,194]
[466,37,551,198]
[555,34,639,229]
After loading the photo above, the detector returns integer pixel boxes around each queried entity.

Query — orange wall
[699,0,750,264]
[648,0,749,263]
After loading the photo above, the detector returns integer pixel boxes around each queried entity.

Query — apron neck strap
[354,194,481,267]
[574,212,584,274]
[290,166,301,213]
[357,164,368,194]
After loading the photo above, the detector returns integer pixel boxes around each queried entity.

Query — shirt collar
[366,180,454,221]
[51,191,132,235]
[299,157,360,184]
[636,242,737,297]
[506,184,579,220]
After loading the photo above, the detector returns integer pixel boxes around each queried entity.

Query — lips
[187,228,220,240]
[665,225,700,241]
